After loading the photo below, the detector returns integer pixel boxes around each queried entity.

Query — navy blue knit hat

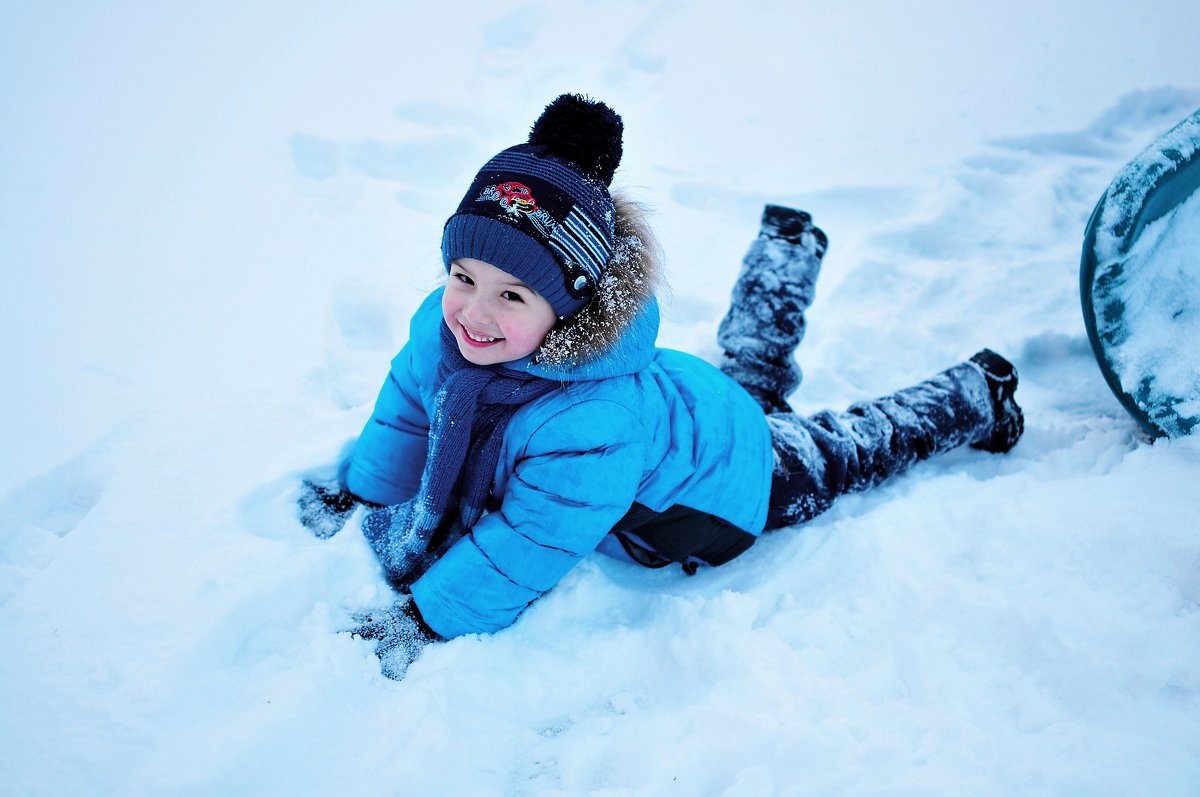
[441,94,624,318]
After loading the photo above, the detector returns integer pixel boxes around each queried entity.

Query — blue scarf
[362,324,559,588]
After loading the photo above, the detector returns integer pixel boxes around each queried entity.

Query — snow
[3,2,1200,795]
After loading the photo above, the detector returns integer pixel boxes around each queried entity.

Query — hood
[523,297,659,382]
[522,192,664,382]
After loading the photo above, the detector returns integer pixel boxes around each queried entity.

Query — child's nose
[462,293,495,324]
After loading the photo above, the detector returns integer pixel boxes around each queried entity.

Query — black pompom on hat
[442,94,624,318]
[528,94,623,185]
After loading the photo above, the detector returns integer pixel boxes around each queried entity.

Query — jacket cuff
[405,597,442,642]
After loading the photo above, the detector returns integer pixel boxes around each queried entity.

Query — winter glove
[349,598,440,680]
[297,479,375,539]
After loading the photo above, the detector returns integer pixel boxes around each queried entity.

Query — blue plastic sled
[1081,107,1200,438]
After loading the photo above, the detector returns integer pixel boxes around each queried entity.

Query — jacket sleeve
[343,341,431,507]
[410,398,644,638]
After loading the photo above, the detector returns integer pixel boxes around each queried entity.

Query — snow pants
[717,208,996,531]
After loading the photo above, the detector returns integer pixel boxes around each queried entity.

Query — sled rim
[1080,107,1200,439]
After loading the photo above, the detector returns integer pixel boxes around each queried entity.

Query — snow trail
[2,3,1200,795]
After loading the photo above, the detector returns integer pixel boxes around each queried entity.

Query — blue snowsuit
[345,214,1000,641]
[346,287,776,639]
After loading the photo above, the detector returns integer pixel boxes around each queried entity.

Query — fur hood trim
[534,191,663,368]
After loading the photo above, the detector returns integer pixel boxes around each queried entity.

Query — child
[299,94,1023,679]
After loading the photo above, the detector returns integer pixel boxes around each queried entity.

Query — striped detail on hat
[547,206,612,281]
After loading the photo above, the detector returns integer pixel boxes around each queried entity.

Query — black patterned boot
[968,349,1024,453]
[760,204,829,253]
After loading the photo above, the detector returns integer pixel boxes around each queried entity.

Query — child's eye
[501,291,525,303]
[453,273,474,286]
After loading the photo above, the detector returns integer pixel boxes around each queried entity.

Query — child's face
[442,258,558,366]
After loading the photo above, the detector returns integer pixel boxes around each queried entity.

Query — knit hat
[441,94,624,318]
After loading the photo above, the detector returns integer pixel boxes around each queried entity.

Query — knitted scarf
[362,323,559,588]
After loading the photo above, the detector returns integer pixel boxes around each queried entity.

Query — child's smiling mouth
[460,323,503,346]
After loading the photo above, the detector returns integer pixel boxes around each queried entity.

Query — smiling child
[300,94,1023,679]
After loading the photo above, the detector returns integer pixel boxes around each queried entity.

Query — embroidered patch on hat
[497,181,537,213]
[477,182,557,238]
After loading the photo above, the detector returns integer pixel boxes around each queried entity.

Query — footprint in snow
[0,439,113,606]
[315,287,399,411]
[238,447,356,542]
[1020,332,1131,421]
[392,101,482,129]
[991,87,1200,160]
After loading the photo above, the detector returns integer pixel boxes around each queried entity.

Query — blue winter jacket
[345,287,774,639]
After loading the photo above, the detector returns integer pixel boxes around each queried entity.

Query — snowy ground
[2,2,1200,795]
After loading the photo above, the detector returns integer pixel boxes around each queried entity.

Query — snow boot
[968,349,1024,453]
[761,204,829,251]
[718,204,827,414]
